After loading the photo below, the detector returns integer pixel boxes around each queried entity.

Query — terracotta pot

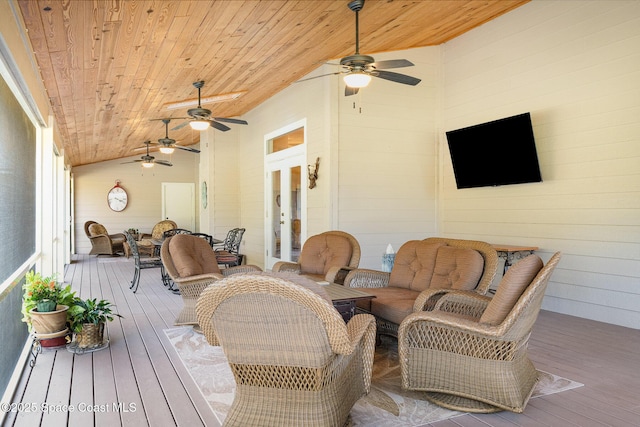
[76,322,105,348]
[29,305,69,335]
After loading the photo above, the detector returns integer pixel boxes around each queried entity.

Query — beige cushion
[480,255,544,325]
[169,234,221,277]
[88,223,108,236]
[430,245,484,290]
[356,286,421,325]
[389,241,446,291]
[299,234,353,275]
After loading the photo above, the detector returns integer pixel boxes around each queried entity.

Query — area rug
[164,327,583,426]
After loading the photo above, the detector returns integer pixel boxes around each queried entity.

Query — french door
[265,147,304,269]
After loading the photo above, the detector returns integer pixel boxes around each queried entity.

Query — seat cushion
[480,255,544,325]
[169,234,221,277]
[429,245,484,290]
[389,241,446,291]
[355,286,421,326]
[88,223,108,236]
[299,234,353,276]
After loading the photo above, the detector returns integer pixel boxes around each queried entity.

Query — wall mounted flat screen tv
[445,112,542,189]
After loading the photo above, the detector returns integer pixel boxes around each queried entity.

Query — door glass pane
[272,170,281,259]
[267,127,303,154]
[290,166,301,262]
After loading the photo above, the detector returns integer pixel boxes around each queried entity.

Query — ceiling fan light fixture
[190,120,210,131]
[344,72,371,88]
[159,146,175,154]
[142,161,154,168]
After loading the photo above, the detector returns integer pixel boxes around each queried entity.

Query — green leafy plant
[68,298,122,333]
[21,271,77,328]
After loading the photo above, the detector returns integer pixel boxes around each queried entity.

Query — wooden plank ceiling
[17,0,528,167]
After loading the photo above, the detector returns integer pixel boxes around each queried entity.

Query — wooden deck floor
[4,254,640,427]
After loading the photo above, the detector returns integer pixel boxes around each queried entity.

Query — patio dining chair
[214,228,245,267]
[124,231,163,293]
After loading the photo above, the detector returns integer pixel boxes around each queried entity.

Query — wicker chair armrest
[345,313,377,392]
[109,232,126,240]
[272,261,301,273]
[413,288,455,312]
[173,273,223,292]
[222,265,262,276]
[325,266,355,285]
[89,234,111,244]
[433,291,491,318]
[343,269,390,288]
[400,310,498,340]
[139,232,152,240]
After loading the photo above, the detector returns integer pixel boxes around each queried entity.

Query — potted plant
[21,271,76,337]
[68,298,122,349]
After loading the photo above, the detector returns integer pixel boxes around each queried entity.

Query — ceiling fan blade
[369,59,414,70]
[171,120,191,131]
[372,70,421,86]
[121,160,142,164]
[345,86,360,96]
[296,72,342,83]
[154,160,173,167]
[175,145,201,153]
[210,120,231,132]
[213,117,248,125]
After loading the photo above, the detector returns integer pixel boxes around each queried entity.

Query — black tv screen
[445,112,542,189]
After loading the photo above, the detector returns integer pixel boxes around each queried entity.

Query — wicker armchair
[344,237,498,339]
[138,219,177,256]
[399,252,561,413]
[160,234,261,326]
[84,221,125,256]
[272,230,361,284]
[196,273,377,427]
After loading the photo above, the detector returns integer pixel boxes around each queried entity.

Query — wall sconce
[308,157,320,189]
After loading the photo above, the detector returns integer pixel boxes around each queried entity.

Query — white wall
[232,47,442,271]
[73,149,199,254]
[198,127,240,240]
[439,0,640,328]
[236,67,333,268]
[336,47,441,268]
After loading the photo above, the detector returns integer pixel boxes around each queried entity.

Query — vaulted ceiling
[17,0,528,167]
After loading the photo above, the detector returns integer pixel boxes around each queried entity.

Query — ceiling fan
[171,81,248,132]
[146,118,200,154]
[299,0,421,96]
[123,141,173,168]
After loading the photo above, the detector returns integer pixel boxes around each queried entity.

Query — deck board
[6,254,640,427]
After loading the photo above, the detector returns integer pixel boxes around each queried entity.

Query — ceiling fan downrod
[349,0,364,55]
[188,81,211,118]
